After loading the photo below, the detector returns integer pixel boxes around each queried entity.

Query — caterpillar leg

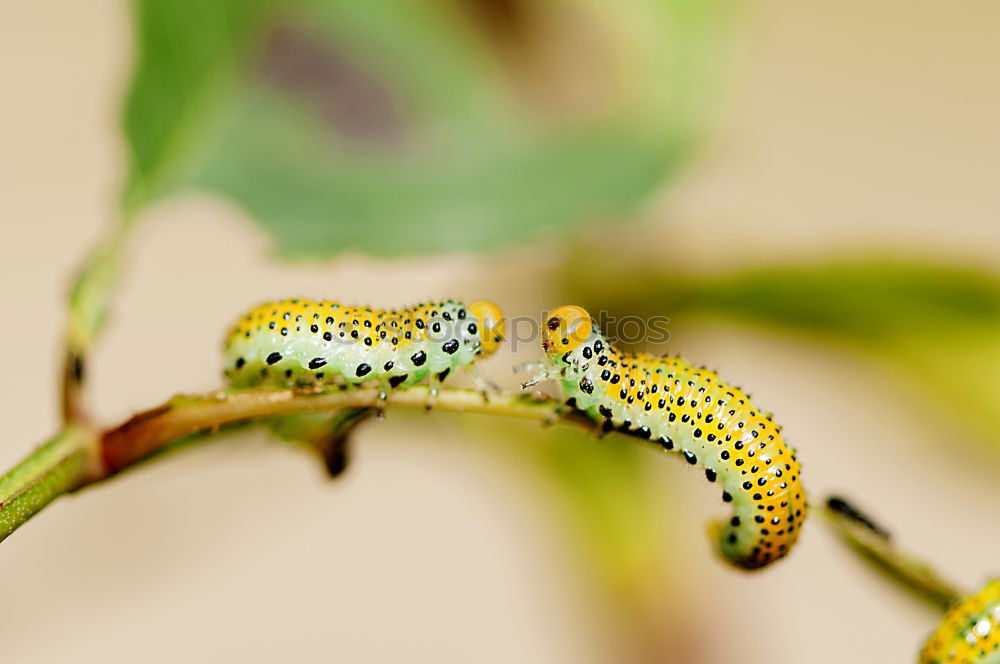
[466,366,500,402]
[514,362,550,389]
[424,373,443,412]
[374,383,389,421]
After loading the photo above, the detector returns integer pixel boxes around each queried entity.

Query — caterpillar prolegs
[921,580,1000,664]
[224,298,505,392]
[525,305,807,569]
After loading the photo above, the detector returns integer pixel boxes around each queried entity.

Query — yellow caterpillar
[524,305,807,569]
[921,580,1000,664]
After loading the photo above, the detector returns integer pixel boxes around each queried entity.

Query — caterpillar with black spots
[920,580,1000,664]
[224,298,505,391]
[523,305,807,570]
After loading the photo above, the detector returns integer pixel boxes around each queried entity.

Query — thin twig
[820,496,963,612]
[2,386,583,543]
[62,230,128,423]
[100,386,584,475]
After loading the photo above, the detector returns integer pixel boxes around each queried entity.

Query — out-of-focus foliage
[525,428,674,600]
[565,256,1000,447]
[122,0,734,257]
[484,422,696,662]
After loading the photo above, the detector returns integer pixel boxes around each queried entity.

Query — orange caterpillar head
[542,305,594,357]
[468,300,505,356]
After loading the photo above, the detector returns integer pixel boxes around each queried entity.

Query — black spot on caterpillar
[527,305,808,570]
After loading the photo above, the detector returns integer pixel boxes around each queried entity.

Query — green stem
[63,229,128,423]
[0,427,99,543]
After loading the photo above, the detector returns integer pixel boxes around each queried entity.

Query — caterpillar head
[542,305,594,357]
[468,300,505,356]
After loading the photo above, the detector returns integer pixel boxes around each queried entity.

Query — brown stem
[100,386,586,475]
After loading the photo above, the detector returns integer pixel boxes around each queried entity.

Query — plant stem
[0,427,99,543]
[63,229,128,423]
[101,386,582,474]
[0,385,582,544]
[820,496,963,611]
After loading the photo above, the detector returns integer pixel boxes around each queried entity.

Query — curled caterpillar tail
[223,298,505,390]
[534,305,807,570]
[920,580,1000,664]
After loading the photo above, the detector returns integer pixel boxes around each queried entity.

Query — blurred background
[1,0,998,662]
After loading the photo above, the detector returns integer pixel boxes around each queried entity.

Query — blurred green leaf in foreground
[565,255,1000,449]
[480,421,706,664]
[122,0,735,258]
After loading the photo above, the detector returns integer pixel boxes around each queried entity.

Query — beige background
[1,0,998,662]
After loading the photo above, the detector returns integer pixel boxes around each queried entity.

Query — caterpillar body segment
[534,305,807,570]
[921,580,1000,664]
[224,299,504,391]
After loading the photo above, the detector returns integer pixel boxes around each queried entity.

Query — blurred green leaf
[487,424,703,662]
[480,422,678,611]
[528,429,674,596]
[565,256,1000,446]
[122,0,734,256]
[122,0,275,214]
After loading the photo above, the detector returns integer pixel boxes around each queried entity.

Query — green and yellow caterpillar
[921,580,1000,664]
[224,298,505,390]
[524,305,807,569]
